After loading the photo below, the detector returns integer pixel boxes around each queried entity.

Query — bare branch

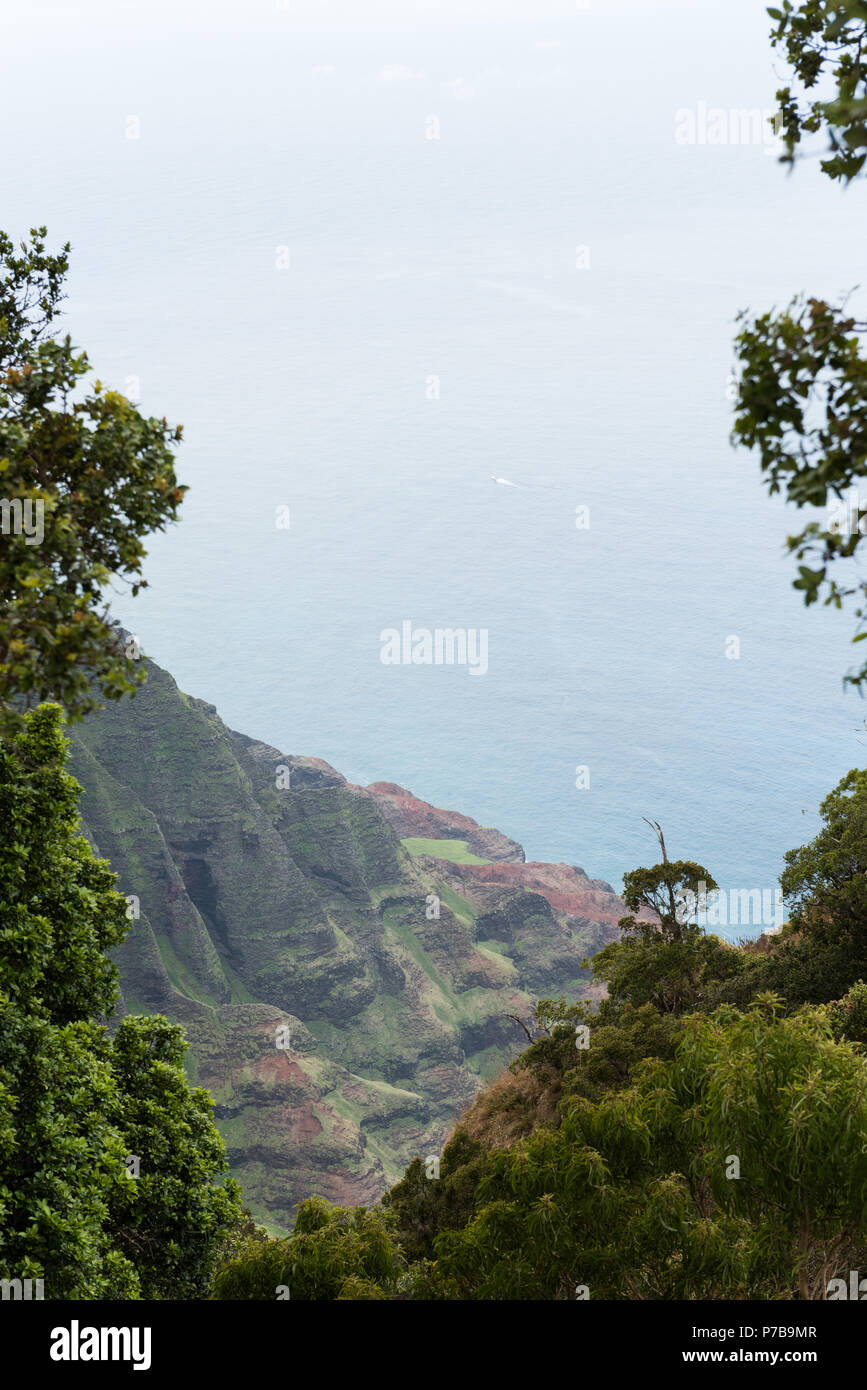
[642,817,669,864]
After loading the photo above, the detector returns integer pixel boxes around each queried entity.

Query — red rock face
[283,1101,323,1142]
[365,782,525,863]
[255,1052,307,1086]
[450,861,629,924]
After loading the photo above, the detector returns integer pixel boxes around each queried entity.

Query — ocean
[4,0,867,934]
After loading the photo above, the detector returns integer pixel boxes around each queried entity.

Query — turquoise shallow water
[4,5,867,932]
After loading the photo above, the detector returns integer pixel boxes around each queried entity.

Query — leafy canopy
[0,705,244,1298]
[0,226,185,723]
[418,999,867,1300]
[211,1197,404,1301]
[769,1,867,183]
[732,7,867,683]
[0,235,236,1297]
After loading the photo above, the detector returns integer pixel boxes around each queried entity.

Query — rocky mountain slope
[68,654,630,1232]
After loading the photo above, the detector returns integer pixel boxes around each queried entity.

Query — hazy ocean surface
[5,3,867,934]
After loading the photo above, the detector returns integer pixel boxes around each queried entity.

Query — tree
[588,825,730,1014]
[616,819,717,944]
[0,705,243,1298]
[0,227,186,724]
[381,1130,489,1265]
[827,977,867,1042]
[0,701,127,1024]
[0,996,141,1298]
[418,998,867,1300]
[0,227,69,369]
[701,773,867,1011]
[770,0,867,184]
[503,997,684,1102]
[732,6,867,684]
[558,1001,683,1102]
[781,767,867,957]
[107,1015,245,1300]
[210,1197,404,1300]
[732,294,867,683]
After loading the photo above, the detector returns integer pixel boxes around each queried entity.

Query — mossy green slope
[69,653,610,1230]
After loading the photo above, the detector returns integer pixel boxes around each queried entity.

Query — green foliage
[584,855,738,1016]
[0,702,127,1022]
[0,227,186,724]
[418,999,867,1299]
[591,930,743,1016]
[781,768,867,950]
[221,790,867,1302]
[706,934,857,1011]
[107,1015,245,1300]
[732,297,867,682]
[513,998,682,1100]
[210,1197,404,1300]
[381,1130,489,1264]
[516,997,599,1075]
[335,1274,389,1299]
[828,979,867,1043]
[702,771,867,1011]
[619,857,718,940]
[0,1002,141,1298]
[0,705,243,1297]
[208,1234,293,1302]
[732,9,867,681]
[561,1002,683,1102]
[0,227,69,368]
[0,236,239,1300]
[768,1,867,182]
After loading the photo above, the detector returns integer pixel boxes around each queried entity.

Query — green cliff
[69,654,625,1231]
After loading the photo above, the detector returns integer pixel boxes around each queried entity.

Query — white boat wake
[490,475,563,491]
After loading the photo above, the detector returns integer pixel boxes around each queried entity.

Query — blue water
[4,2,867,929]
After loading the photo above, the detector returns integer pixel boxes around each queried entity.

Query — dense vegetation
[210,769,867,1299]
[0,232,246,1299]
